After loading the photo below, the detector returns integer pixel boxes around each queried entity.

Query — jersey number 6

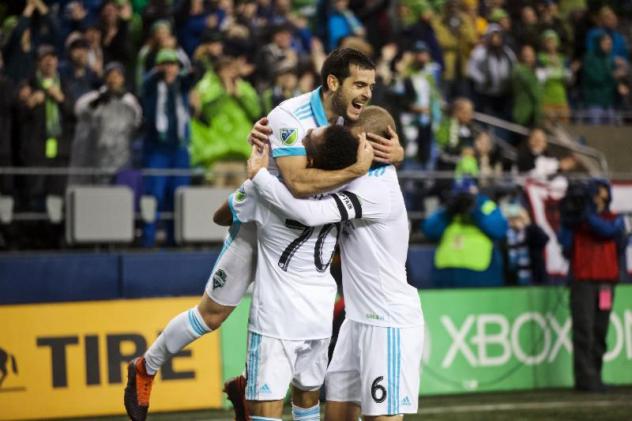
[371,376,387,403]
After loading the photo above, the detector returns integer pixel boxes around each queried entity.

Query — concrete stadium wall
[564,125,632,174]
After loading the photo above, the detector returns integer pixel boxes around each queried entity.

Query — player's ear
[326,74,339,92]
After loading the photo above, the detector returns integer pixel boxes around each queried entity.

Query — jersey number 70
[278,219,340,273]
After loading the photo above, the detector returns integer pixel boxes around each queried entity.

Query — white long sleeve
[252,169,360,227]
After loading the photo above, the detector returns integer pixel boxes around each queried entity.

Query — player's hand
[367,126,404,164]
[247,144,269,179]
[248,117,272,151]
[352,132,374,175]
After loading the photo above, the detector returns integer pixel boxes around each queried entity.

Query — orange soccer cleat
[124,357,155,421]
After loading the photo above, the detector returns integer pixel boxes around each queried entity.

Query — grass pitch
[76,386,631,420]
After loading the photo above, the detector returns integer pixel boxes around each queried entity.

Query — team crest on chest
[280,128,299,146]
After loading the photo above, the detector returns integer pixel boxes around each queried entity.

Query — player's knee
[197,299,232,330]
[291,387,320,408]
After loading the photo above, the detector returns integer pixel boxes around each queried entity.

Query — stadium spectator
[173,0,213,58]
[435,97,476,161]
[536,0,571,56]
[461,0,488,38]
[58,32,99,106]
[14,45,73,210]
[189,55,260,187]
[581,33,628,124]
[397,41,441,167]
[2,0,60,84]
[559,178,625,392]
[473,131,503,186]
[422,177,508,287]
[433,0,478,99]
[136,20,191,92]
[371,45,416,151]
[140,0,175,41]
[502,204,549,285]
[99,0,133,67]
[141,48,194,246]
[255,23,299,89]
[191,30,224,77]
[489,8,518,53]
[516,128,557,176]
[58,1,91,40]
[537,30,572,124]
[325,0,366,52]
[513,6,540,50]
[297,65,319,94]
[0,58,14,196]
[585,6,629,62]
[511,44,542,127]
[269,0,314,55]
[397,1,444,71]
[70,62,141,185]
[467,23,516,120]
[434,97,477,196]
[84,24,105,77]
[261,62,301,113]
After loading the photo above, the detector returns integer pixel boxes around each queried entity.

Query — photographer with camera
[422,177,508,288]
[559,178,625,393]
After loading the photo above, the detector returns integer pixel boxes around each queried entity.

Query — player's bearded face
[331,65,375,121]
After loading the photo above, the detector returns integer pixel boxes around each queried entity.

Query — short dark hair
[320,48,375,92]
[312,125,358,171]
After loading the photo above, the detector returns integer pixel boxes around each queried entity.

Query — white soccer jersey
[229,180,338,340]
[251,166,424,328]
[266,87,330,176]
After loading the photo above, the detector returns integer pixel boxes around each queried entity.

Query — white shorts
[326,319,424,416]
[205,222,257,306]
[245,331,330,401]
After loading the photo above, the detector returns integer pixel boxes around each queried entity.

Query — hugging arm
[251,169,361,226]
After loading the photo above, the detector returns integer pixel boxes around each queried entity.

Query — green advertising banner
[220,285,632,396]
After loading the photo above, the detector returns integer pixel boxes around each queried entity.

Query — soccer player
[124,48,402,421]
[231,125,364,421]
[247,106,425,421]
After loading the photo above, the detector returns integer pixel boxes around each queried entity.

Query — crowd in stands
[0,0,630,259]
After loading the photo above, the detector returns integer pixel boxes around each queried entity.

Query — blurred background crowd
[0,0,630,285]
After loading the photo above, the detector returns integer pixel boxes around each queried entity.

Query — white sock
[292,403,320,421]
[144,307,211,375]
[251,417,282,421]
